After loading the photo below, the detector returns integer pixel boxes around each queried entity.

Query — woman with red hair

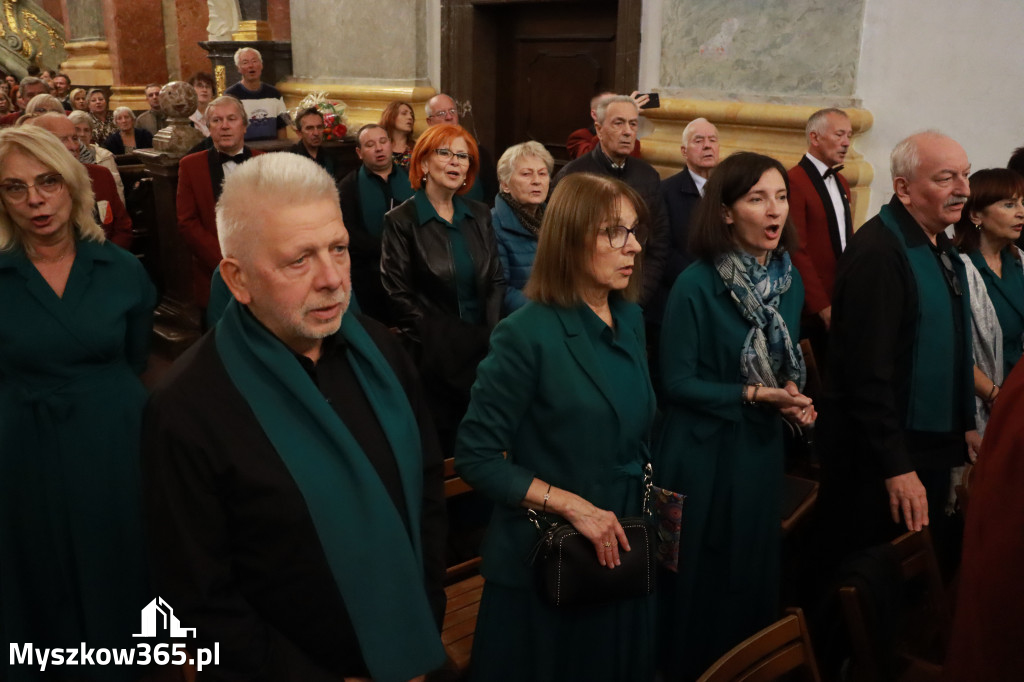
[381,123,505,452]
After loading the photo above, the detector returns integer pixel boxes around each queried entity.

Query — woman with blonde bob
[493,140,554,314]
[456,172,656,681]
[0,125,156,660]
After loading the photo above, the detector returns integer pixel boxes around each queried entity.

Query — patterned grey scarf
[714,249,806,390]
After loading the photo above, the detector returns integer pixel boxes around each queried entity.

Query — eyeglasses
[601,224,644,249]
[428,108,458,119]
[0,172,65,203]
[435,148,471,164]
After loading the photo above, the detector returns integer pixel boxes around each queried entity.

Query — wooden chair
[697,607,822,681]
[440,457,484,677]
[780,474,819,536]
[839,528,950,681]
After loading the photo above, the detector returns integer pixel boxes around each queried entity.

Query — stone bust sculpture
[207,0,241,41]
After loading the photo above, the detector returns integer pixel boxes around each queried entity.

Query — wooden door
[443,0,639,171]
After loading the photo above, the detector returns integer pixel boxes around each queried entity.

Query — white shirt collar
[804,152,833,178]
[687,168,708,196]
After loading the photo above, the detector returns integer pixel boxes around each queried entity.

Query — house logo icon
[133,597,197,638]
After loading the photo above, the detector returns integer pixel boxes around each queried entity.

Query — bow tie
[218,151,246,165]
[823,164,844,179]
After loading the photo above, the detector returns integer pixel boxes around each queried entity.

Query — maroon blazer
[944,354,1024,680]
[85,163,133,251]
[788,155,852,315]
[176,147,261,306]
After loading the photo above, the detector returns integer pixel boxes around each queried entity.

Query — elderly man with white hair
[819,131,979,571]
[224,46,288,141]
[143,152,447,681]
[660,116,720,280]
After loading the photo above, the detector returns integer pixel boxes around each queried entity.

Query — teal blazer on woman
[455,298,656,588]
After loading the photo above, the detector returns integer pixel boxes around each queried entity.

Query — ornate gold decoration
[1,2,66,63]
[22,10,62,49]
[214,65,227,96]
[231,20,272,41]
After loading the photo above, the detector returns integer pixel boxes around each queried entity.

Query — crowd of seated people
[5,49,1024,680]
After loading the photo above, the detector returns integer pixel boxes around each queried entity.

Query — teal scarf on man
[357,165,413,238]
[880,203,973,432]
[215,300,444,681]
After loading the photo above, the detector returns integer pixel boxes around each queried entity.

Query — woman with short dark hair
[655,151,814,679]
[953,167,1024,439]
[456,172,656,681]
[86,88,116,142]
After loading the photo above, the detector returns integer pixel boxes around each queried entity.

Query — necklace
[29,242,75,265]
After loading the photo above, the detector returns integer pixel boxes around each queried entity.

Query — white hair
[24,94,63,115]
[217,153,339,262]
[595,95,637,125]
[805,108,849,142]
[112,106,135,122]
[204,95,248,127]
[496,141,554,186]
[233,46,262,68]
[681,117,716,146]
[891,130,946,181]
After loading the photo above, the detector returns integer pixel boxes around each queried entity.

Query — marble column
[101,0,170,109]
[280,0,433,134]
[61,0,111,86]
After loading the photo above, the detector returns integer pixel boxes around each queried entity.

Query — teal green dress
[455,299,656,682]
[654,258,804,680]
[969,249,1024,377]
[0,239,156,681]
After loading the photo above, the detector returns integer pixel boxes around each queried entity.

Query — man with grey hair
[566,91,645,160]
[660,116,720,276]
[553,93,670,316]
[177,95,262,308]
[0,76,47,125]
[143,152,446,681]
[135,82,167,134]
[819,131,978,569]
[224,46,288,141]
[788,108,854,364]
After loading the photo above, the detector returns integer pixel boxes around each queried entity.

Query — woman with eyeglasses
[455,172,655,682]
[381,123,505,455]
[953,168,1024,445]
[654,152,813,680]
[0,126,156,664]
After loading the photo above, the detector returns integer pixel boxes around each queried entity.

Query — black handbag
[527,512,656,608]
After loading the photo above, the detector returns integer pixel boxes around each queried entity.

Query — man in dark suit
[338,123,413,325]
[553,94,670,317]
[660,117,719,283]
[788,108,853,363]
[177,95,261,308]
[26,113,133,250]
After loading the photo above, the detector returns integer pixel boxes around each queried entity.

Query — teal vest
[880,204,973,432]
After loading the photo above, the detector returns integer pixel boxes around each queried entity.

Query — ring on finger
[602,541,612,547]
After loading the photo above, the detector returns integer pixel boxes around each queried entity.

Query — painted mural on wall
[661,0,864,103]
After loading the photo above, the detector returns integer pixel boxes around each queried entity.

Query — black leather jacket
[380,194,506,344]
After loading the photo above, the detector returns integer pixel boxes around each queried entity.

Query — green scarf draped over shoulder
[215,300,444,681]
[880,204,973,432]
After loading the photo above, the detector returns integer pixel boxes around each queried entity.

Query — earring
[422,174,427,184]
[974,222,982,231]
[463,181,467,187]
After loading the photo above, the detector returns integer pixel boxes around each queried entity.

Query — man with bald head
[424,92,497,205]
[25,112,133,249]
[661,117,720,277]
[820,131,978,565]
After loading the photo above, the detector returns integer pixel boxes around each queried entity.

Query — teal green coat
[654,259,804,680]
[455,298,656,587]
[0,239,156,674]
